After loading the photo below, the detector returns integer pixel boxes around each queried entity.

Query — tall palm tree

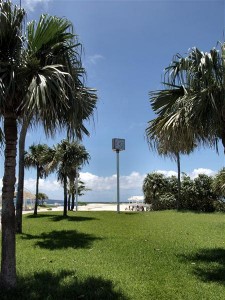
[67,167,77,211]
[146,45,225,208]
[149,46,224,151]
[49,139,90,217]
[146,115,195,209]
[15,12,97,233]
[0,1,26,288]
[0,1,97,288]
[24,144,53,216]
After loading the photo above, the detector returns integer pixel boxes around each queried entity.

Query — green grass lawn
[2,210,225,299]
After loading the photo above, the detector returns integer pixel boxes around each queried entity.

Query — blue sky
[2,0,225,202]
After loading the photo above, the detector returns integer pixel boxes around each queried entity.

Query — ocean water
[46,199,129,205]
[47,199,64,206]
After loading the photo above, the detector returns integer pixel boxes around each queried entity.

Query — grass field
[2,210,225,299]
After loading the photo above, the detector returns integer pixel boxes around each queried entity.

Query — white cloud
[120,172,146,189]
[24,178,61,193]
[23,0,51,11]
[80,172,116,191]
[155,168,217,179]
[86,54,104,65]
[0,168,217,202]
[80,171,145,191]
[189,168,216,179]
[128,195,144,201]
[155,170,178,177]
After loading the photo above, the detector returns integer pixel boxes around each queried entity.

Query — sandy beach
[42,203,128,213]
[21,203,129,214]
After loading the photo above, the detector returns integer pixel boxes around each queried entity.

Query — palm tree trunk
[68,194,71,211]
[1,112,17,288]
[63,176,68,217]
[33,167,39,216]
[71,193,75,210]
[176,152,181,210]
[16,120,28,233]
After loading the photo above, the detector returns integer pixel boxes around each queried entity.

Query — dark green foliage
[143,172,223,212]
[142,172,169,209]
[180,174,216,212]
[155,193,177,210]
[212,199,225,212]
[167,175,179,195]
[212,167,225,199]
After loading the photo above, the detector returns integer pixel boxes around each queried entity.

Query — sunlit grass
[2,210,225,299]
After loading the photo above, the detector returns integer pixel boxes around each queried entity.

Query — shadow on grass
[26,213,98,223]
[1,270,129,300]
[177,209,216,214]
[179,248,225,284]
[21,230,102,250]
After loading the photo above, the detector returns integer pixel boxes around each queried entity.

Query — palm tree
[37,192,49,206]
[15,11,97,233]
[149,46,224,151]
[146,45,225,208]
[0,1,97,288]
[24,144,53,216]
[67,167,77,211]
[68,172,90,210]
[146,116,195,209]
[49,139,90,217]
[0,1,26,288]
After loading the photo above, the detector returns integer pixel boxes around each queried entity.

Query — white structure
[127,196,151,211]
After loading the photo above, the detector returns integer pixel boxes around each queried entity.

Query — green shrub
[213,199,225,212]
[153,193,177,210]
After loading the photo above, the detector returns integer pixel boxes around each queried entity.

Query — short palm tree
[24,144,53,216]
[0,1,97,288]
[49,139,90,217]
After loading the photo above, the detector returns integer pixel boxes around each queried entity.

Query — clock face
[112,138,125,151]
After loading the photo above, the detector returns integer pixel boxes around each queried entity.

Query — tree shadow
[179,248,225,284]
[26,213,98,223]
[178,209,217,214]
[21,230,103,250]
[123,212,139,215]
[1,270,129,300]
[50,215,98,222]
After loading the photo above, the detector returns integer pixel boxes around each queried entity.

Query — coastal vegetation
[146,46,225,210]
[143,171,225,212]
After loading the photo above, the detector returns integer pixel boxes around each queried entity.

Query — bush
[152,193,177,210]
[143,172,222,212]
[213,200,225,212]
[180,174,216,212]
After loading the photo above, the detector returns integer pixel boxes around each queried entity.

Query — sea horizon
[47,199,129,205]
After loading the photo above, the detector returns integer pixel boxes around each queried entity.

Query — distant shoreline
[47,200,130,205]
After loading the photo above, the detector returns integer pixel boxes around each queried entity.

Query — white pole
[75,168,79,211]
[116,150,120,213]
